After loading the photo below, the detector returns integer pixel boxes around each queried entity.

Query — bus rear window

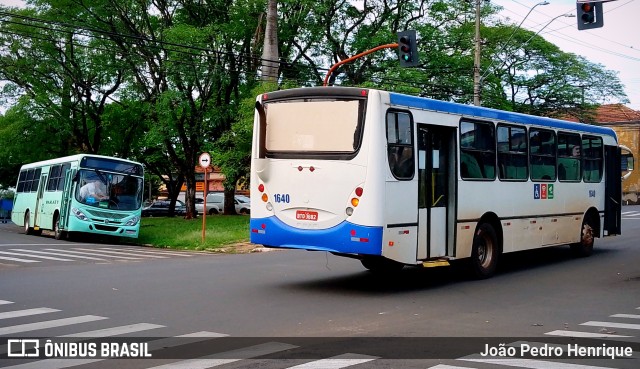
[264,99,363,158]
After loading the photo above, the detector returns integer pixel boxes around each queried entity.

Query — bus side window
[460,120,495,180]
[583,136,603,182]
[497,124,527,180]
[386,111,414,180]
[530,128,556,181]
[557,132,581,182]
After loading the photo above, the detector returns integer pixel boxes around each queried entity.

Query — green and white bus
[12,154,144,240]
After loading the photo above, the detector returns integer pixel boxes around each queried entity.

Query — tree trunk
[261,0,279,82]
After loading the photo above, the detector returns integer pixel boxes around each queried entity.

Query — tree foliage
[0,0,629,203]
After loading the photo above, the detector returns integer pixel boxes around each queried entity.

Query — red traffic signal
[577,1,603,30]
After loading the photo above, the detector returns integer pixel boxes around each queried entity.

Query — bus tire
[53,214,64,240]
[24,212,33,235]
[470,222,499,279]
[361,256,404,273]
[571,217,595,257]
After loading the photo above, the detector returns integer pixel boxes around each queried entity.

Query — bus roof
[389,92,617,140]
[19,154,142,170]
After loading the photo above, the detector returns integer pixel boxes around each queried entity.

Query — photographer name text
[481,343,633,360]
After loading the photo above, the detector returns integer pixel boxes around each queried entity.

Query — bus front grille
[94,225,119,232]
[85,209,127,219]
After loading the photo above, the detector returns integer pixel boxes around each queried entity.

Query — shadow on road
[280,245,615,295]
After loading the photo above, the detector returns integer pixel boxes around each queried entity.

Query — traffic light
[397,30,419,67]
[577,1,603,30]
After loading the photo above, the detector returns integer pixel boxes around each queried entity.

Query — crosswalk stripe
[0,255,40,263]
[43,248,141,260]
[73,248,167,259]
[0,331,227,369]
[60,323,165,337]
[10,249,107,261]
[145,342,299,369]
[0,308,60,320]
[176,331,228,338]
[545,330,632,338]
[0,300,14,305]
[0,315,107,336]
[286,353,378,369]
[0,251,73,261]
[461,358,616,369]
[100,247,194,257]
[581,320,640,330]
[428,365,476,369]
[610,313,640,319]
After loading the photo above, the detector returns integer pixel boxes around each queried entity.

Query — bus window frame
[497,123,529,182]
[459,119,496,181]
[386,109,415,180]
[261,96,368,160]
[529,127,557,182]
[582,134,604,183]
[557,131,582,183]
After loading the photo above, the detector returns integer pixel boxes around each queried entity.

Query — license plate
[296,210,318,221]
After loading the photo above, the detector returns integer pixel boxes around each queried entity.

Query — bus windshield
[264,99,363,157]
[76,169,143,210]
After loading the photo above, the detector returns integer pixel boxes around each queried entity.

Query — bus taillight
[355,187,363,197]
[258,184,264,192]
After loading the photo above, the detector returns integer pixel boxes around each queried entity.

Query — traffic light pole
[323,43,398,87]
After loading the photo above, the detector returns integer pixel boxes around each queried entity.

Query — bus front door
[34,173,47,230]
[59,168,75,232]
[417,125,455,260]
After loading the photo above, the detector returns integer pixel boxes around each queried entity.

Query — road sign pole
[198,152,211,244]
[202,166,207,244]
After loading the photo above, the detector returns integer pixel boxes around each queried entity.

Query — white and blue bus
[250,87,623,277]
[12,154,144,240]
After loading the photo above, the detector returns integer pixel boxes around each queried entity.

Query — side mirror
[620,145,634,181]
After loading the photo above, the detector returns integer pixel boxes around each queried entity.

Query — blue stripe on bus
[389,93,617,139]
[250,217,383,255]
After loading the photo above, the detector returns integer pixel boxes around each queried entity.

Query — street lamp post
[523,13,576,46]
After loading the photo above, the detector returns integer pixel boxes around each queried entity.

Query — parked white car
[196,193,250,214]
[194,197,221,215]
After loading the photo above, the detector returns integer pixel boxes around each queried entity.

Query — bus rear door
[417,125,456,260]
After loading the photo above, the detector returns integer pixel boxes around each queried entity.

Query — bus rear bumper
[250,216,383,255]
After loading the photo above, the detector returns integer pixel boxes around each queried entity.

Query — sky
[491,0,640,110]
[1,0,639,110]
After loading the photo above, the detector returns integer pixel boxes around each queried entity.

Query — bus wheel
[360,256,404,273]
[571,218,594,257]
[24,212,33,235]
[470,223,499,279]
[53,215,64,240]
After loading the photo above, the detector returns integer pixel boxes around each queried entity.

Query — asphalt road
[1,206,639,368]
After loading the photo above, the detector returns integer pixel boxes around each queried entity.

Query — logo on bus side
[534,184,554,200]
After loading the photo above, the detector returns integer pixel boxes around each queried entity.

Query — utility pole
[473,0,482,106]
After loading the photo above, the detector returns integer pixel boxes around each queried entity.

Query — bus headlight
[71,207,88,221]
[124,216,140,226]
